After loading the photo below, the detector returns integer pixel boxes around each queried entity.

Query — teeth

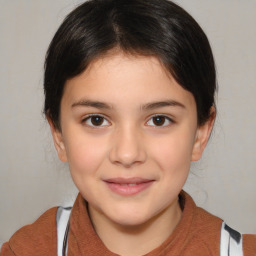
[120,183,137,186]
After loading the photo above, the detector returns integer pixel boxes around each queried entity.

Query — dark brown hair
[44,0,216,130]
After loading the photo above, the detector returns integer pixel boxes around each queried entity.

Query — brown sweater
[1,192,256,256]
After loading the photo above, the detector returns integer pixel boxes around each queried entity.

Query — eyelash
[81,114,174,128]
[82,114,111,127]
[146,115,174,127]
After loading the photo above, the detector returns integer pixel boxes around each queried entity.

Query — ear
[47,116,67,162]
[191,106,216,161]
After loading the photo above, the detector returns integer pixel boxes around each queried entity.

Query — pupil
[91,116,103,126]
[153,116,165,126]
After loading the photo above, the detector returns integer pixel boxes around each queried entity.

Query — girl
[1,0,255,255]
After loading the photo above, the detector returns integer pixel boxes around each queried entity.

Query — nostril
[109,144,147,167]
[108,129,147,167]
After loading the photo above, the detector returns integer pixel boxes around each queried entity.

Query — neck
[88,198,182,256]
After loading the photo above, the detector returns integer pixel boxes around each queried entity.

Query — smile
[103,178,154,196]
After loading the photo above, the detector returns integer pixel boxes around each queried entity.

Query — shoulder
[176,191,222,255]
[1,207,58,256]
[181,192,256,256]
[188,206,223,255]
[181,191,223,238]
[192,209,256,256]
[243,234,256,256]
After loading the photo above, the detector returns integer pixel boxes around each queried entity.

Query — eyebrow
[141,100,185,110]
[71,99,112,109]
[71,99,185,110]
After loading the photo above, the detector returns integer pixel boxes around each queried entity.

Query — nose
[109,125,147,168]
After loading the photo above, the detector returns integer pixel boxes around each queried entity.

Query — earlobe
[47,116,67,162]
[191,107,216,161]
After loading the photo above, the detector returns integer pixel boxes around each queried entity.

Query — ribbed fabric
[1,207,57,256]
[1,191,256,256]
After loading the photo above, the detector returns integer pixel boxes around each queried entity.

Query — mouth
[103,177,155,196]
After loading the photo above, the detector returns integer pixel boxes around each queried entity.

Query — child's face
[50,52,212,227]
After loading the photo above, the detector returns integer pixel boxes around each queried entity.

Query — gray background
[0,0,255,242]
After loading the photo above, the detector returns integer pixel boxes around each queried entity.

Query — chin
[113,216,150,227]
[107,208,154,227]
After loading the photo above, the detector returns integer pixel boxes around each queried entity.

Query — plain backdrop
[0,0,256,242]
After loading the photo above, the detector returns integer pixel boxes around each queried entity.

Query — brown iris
[152,116,166,126]
[91,116,104,126]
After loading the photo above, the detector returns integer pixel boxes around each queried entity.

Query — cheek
[64,133,108,176]
[149,129,196,174]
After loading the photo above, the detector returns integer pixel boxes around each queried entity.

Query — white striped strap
[56,206,72,256]
[220,222,243,256]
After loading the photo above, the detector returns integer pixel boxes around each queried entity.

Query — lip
[103,177,154,196]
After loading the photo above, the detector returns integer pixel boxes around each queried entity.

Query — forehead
[62,52,196,111]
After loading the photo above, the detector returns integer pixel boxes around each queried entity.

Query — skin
[49,52,215,256]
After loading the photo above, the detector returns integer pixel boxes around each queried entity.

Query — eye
[146,115,173,127]
[83,114,110,127]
